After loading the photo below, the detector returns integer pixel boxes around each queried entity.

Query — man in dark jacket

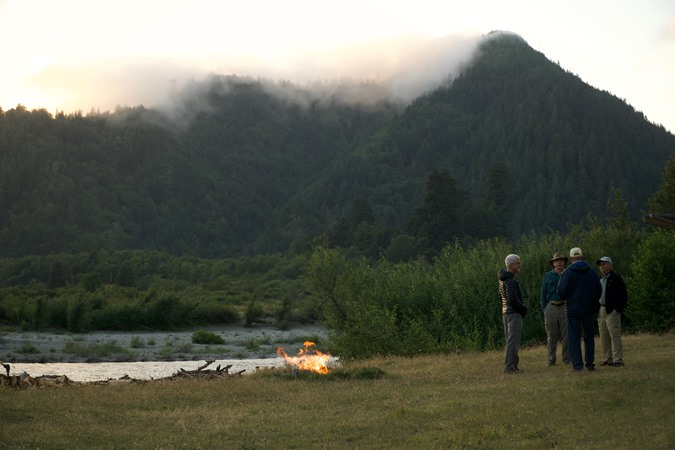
[498,254,528,374]
[558,247,602,372]
[596,256,628,367]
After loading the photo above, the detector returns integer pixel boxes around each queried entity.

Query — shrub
[626,231,675,332]
[191,330,225,345]
[187,302,239,325]
[16,343,40,354]
[130,336,145,348]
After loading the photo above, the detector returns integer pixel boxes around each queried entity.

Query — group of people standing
[498,247,628,374]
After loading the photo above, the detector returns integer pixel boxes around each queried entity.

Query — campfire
[276,341,331,374]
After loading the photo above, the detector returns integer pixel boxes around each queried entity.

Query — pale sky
[1,0,674,132]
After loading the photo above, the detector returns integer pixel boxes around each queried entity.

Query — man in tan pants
[540,252,570,366]
[596,256,628,366]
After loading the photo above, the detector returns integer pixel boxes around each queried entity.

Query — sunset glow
[1,0,674,131]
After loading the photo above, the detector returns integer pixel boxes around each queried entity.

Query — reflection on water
[10,359,286,382]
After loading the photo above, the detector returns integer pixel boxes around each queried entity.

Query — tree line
[1,34,673,260]
[1,155,673,360]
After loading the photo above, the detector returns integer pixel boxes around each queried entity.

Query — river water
[10,358,287,382]
[2,325,330,382]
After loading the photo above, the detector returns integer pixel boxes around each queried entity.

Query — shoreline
[0,324,327,364]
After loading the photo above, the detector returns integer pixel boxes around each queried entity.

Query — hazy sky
[1,0,674,132]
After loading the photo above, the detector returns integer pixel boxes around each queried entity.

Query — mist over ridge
[153,32,511,126]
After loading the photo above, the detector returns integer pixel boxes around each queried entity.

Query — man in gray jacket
[498,254,528,374]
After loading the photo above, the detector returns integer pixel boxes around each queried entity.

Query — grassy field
[2,332,673,449]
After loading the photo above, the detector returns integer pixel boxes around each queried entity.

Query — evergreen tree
[408,168,462,253]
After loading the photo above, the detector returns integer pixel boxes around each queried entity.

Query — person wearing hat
[596,256,628,367]
[540,252,571,366]
[557,247,602,372]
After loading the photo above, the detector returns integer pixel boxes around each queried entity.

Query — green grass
[2,332,674,449]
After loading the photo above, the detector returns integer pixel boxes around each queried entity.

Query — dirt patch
[0,324,327,363]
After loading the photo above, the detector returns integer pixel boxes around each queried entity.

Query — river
[1,324,329,381]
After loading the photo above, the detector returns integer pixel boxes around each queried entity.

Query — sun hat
[549,252,568,266]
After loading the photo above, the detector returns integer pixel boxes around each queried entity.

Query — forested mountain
[1,32,673,259]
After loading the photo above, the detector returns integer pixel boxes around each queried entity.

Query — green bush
[187,301,239,325]
[191,330,225,345]
[16,343,40,354]
[130,336,146,348]
[244,300,265,326]
[626,231,675,332]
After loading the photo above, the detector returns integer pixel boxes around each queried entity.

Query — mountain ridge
[0,33,672,258]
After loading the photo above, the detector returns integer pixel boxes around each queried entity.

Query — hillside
[269,33,675,249]
[0,32,673,258]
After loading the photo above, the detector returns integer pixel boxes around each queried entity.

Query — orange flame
[276,341,331,374]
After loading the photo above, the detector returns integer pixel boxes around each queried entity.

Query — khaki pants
[544,303,570,364]
[597,306,623,363]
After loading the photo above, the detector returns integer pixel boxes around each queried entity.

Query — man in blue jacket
[557,247,602,372]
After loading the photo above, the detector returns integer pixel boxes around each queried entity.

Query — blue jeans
[567,314,595,371]
[503,313,523,371]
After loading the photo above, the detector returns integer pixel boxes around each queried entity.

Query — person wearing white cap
[596,256,628,367]
[557,247,602,372]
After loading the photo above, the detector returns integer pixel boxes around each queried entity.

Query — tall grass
[2,333,673,449]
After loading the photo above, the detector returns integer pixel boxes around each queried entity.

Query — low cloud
[24,33,490,121]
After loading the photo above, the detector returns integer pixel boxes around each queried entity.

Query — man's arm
[507,280,527,316]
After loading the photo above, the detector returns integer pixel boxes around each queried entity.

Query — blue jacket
[557,261,602,317]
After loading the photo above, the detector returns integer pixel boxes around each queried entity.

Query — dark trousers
[567,314,595,371]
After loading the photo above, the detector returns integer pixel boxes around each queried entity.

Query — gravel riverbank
[0,324,328,363]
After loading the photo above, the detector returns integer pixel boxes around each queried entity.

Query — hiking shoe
[612,361,624,367]
[586,364,596,372]
[600,361,613,366]
[547,361,556,367]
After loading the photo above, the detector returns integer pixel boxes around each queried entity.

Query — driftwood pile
[1,372,75,389]
[0,359,247,389]
[168,359,247,380]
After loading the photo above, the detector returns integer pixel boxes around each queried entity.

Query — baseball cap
[569,247,583,257]
[596,256,613,265]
